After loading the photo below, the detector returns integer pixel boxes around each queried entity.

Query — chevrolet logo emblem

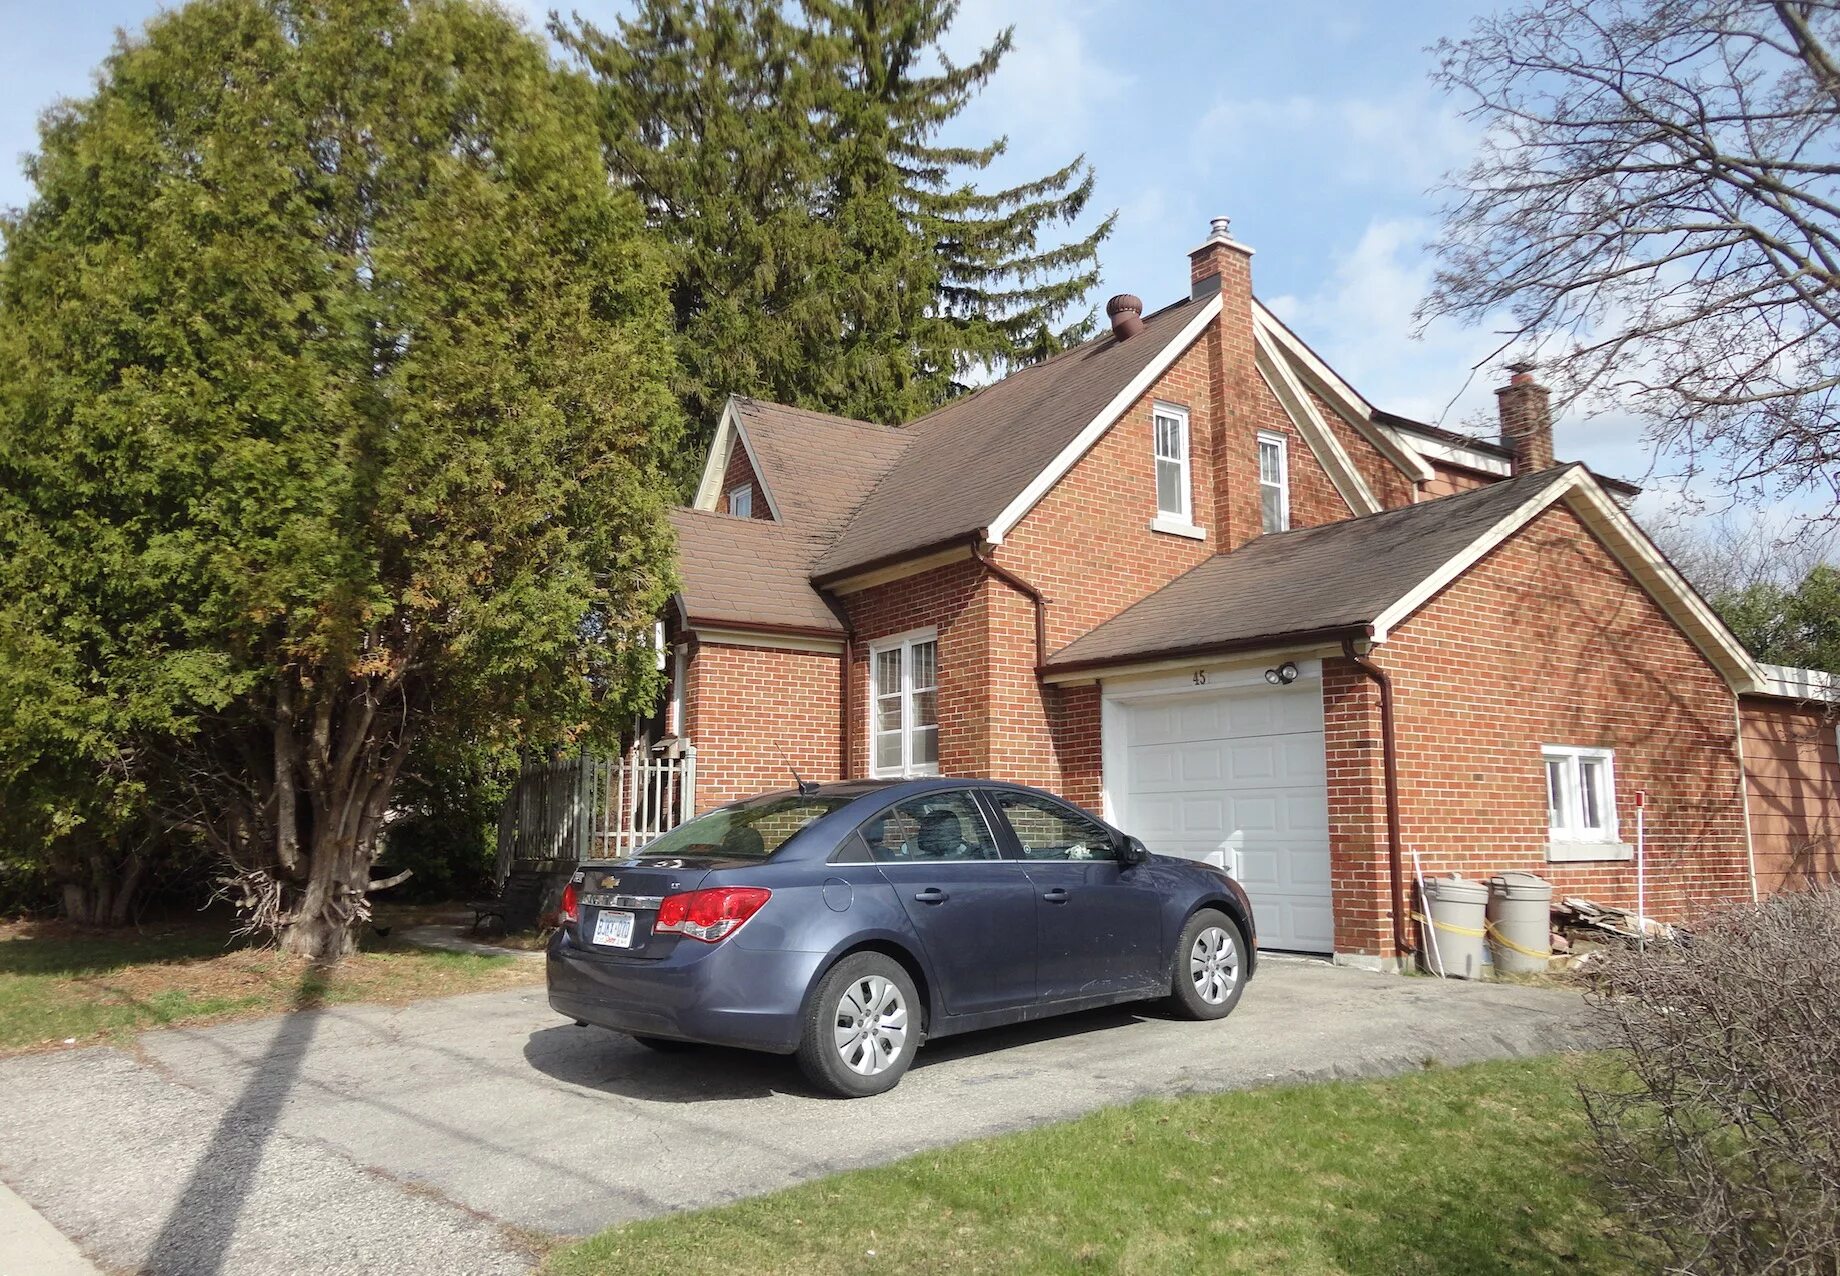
[600,874,621,889]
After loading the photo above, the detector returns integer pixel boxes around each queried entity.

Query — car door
[988,789,1165,1001]
[867,789,1038,1015]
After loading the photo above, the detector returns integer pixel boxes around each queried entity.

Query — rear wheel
[1167,909,1248,1020]
[796,952,919,1098]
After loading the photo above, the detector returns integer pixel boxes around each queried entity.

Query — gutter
[972,542,1048,671]
[1045,624,1369,679]
[1341,634,1415,960]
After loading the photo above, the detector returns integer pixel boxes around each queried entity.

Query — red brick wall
[1423,461,1497,498]
[1306,386,1419,510]
[838,557,991,780]
[1741,697,1840,894]
[683,639,842,809]
[1329,502,1753,956]
[721,439,769,519]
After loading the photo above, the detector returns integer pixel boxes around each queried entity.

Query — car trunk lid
[569,856,743,959]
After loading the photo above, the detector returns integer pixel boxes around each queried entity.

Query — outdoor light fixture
[1264,661,1300,686]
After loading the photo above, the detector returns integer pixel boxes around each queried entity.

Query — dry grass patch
[0,914,540,1056]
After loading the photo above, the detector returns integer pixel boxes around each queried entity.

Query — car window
[636,794,854,860]
[996,792,1117,861]
[862,791,1001,863]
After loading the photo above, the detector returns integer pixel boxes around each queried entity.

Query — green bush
[375,749,515,905]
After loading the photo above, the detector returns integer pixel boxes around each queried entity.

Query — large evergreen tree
[558,0,1111,457]
[0,0,679,958]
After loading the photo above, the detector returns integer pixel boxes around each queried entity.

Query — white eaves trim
[1760,662,1839,702]
[1254,334,1381,517]
[691,398,783,522]
[1391,425,1512,478]
[1250,301,1436,485]
[1369,466,1770,694]
[985,293,1223,544]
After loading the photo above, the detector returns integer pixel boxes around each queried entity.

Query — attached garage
[1102,664,1334,953]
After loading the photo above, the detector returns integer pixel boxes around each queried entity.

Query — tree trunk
[278,831,370,962]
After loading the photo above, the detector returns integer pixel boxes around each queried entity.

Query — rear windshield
[636,793,855,860]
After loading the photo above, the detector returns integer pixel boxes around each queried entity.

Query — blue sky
[0,0,1716,516]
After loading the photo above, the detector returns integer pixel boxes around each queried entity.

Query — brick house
[651,215,1840,970]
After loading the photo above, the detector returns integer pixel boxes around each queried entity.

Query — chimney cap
[1208,215,1233,242]
[1505,359,1541,386]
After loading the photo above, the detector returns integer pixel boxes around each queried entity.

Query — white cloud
[943,0,1132,155]
[1193,89,1474,190]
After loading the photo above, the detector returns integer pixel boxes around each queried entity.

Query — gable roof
[1046,465,1768,692]
[812,293,1220,579]
[732,398,912,537]
[668,508,845,635]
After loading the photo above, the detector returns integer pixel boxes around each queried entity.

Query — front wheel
[796,952,919,1098]
[1167,909,1248,1020]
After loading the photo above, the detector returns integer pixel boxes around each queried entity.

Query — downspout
[1341,634,1415,960]
[972,541,1048,671]
[840,632,853,780]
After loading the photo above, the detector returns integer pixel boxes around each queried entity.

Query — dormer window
[1149,404,1203,539]
[1258,432,1289,533]
[726,485,753,518]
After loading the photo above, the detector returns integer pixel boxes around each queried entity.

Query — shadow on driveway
[521,1001,1170,1102]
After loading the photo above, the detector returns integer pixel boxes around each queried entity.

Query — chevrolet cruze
[546,778,1256,1097]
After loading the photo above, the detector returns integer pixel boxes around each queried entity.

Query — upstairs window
[870,631,939,778]
[726,485,753,518]
[1258,432,1290,533]
[1153,405,1191,522]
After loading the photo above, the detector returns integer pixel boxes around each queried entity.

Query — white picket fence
[497,744,696,868]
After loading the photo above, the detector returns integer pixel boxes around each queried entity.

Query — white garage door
[1113,679,1333,953]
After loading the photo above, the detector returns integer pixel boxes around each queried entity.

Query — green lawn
[548,1055,1649,1276]
[0,913,541,1055]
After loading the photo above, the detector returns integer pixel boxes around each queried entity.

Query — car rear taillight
[653,887,771,943]
[560,879,580,926]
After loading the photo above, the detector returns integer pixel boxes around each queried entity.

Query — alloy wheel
[1190,925,1240,1005]
[833,974,908,1076]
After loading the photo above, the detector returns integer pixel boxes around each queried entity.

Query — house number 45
[1192,670,1207,685]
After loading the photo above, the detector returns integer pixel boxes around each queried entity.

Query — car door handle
[913,887,949,905]
[1041,888,1070,904]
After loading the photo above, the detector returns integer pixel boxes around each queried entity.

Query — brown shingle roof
[733,399,912,537]
[668,508,844,635]
[812,294,1212,578]
[1046,467,1575,670]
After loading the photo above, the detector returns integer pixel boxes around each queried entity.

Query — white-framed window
[1258,431,1290,534]
[1152,404,1191,522]
[668,644,687,735]
[726,485,753,518]
[870,630,939,778]
[1544,745,1618,843]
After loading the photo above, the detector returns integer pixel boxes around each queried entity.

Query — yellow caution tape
[1410,910,1486,939]
[1484,921,1552,960]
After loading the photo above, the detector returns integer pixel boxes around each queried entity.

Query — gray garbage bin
[1420,876,1489,978]
[1486,870,1554,974]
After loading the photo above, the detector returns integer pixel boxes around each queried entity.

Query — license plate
[592,909,635,948]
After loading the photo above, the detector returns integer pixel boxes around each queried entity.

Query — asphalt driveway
[0,958,1594,1276]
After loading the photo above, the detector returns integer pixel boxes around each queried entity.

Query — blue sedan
[546,778,1257,1097]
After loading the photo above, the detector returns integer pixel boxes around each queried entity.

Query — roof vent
[1106,293,1145,340]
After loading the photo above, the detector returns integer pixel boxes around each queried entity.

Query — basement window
[1543,745,1631,861]
[870,631,939,778]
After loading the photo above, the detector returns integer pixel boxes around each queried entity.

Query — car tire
[795,952,920,1098]
[1167,908,1249,1021]
[630,1035,697,1053]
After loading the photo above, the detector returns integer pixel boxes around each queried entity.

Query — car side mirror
[1119,835,1149,866]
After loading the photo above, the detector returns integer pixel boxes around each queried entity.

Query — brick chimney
[1495,361,1555,474]
[1190,215,1262,549]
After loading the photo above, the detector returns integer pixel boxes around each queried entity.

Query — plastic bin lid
[1424,875,1490,903]
[1488,870,1553,897]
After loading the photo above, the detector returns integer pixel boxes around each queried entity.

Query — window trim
[868,627,940,779]
[668,644,687,736]
[1543,744,1629,861]
[725,484,754,518]
[1257,430,1290,533]
[1151,403,1192,524]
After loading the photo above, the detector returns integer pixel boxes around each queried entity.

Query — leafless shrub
[1582,888,1840,1273]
